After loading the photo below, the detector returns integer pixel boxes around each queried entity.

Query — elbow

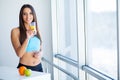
[16,51,24,58]
[17,54,23,58]
[17,53,23,58]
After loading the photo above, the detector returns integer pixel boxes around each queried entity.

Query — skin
[11,8,42,66]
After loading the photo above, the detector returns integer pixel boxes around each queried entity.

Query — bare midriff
[20,52,41,66]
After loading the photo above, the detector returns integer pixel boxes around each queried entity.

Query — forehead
[23,7,32,13]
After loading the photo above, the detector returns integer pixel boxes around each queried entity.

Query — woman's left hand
[33,50,42,58]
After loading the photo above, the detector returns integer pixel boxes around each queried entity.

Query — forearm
[17,38,29,58]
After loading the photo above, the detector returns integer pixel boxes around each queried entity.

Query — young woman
[11,4,43,72]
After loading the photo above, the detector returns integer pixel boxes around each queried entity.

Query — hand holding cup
[30,22,37,35]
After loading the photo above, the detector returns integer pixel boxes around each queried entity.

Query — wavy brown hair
[19,4,42,45]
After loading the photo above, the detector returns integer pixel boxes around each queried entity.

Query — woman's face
[22,7,33,25]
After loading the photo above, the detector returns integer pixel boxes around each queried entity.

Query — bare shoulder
[11,27,20,40]
[11,27,20,35]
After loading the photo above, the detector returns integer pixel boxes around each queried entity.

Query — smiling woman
[11,4,43,72]
[0,0,52,79]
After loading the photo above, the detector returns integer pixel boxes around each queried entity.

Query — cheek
[22,16,26,20]
[31,16,34,20]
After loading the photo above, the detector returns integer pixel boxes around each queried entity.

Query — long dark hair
[19,4,42,45]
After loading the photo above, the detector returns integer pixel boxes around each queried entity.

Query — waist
[17,62,41,68]
[20,52,41,66]
[17,62,43,72]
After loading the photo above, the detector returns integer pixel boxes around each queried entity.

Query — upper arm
[11,28,21,53]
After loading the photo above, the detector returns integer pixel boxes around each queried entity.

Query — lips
[25,19,32,23]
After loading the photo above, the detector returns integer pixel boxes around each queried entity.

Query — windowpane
[85,0,117,79]
[53,0,78,80]
[57,0,78,61]
[87,74,98,80]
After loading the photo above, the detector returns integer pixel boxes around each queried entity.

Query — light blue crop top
[26,36,40,52]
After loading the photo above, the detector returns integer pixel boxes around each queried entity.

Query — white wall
[0,0,53,75]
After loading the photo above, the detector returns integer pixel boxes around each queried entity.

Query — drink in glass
[30,22,36,34]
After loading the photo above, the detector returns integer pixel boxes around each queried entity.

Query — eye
[23,13,27,16]
[30,12,33,15]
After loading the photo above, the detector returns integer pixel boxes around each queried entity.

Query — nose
[26,14,31,18]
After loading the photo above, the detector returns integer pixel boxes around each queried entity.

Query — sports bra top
[26,36,40,52]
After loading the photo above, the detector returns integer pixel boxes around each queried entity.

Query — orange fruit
[18,66,27,76]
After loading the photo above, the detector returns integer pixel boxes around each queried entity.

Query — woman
[11,4,43,72]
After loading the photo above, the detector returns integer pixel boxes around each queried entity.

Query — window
[52,0,79,80]
[51,0,119,80]
[85,0,117,79]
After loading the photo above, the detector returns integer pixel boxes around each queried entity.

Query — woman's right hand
[26,30,35,39]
